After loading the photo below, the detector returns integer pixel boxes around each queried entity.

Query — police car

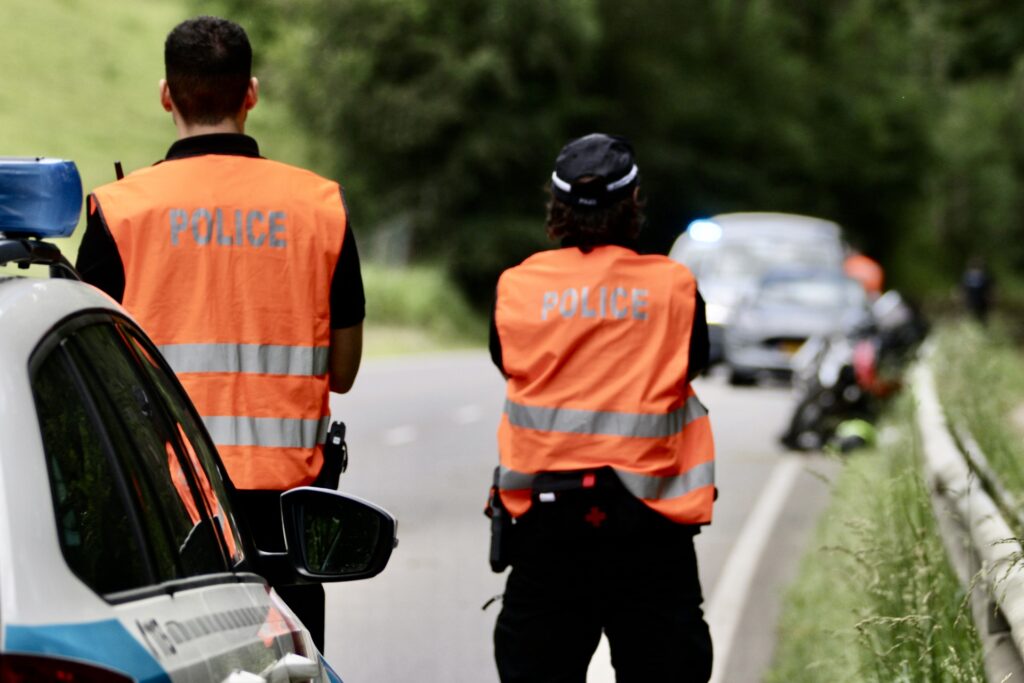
[0,158,396,682]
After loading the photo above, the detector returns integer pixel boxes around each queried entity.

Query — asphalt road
[324,352,839,683]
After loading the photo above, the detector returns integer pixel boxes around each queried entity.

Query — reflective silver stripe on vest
[203,415,331,449]
[498,467,537,491]
[157,343,329,377]
[498,461,714,500]
[504,395,707,438]
[615,461,715,500]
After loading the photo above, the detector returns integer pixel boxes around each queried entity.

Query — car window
[759,278,865,308]
[121,326,245,566]
[62,322,228,581]
[676,232,842,283]
[33,345,152,594]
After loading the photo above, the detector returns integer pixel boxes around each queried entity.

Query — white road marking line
[453,404,483,425]
[587,634,615,682]
[706,456,803,683]
[382,425,418,447]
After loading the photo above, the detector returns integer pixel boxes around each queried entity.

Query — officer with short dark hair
[489,133,715,682]
[76,15,365,652]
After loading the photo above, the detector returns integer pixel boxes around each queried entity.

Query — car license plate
[779,340,803,355]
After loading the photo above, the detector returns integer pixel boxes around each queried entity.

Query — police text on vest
[169,208,287,248]
[541,287,648,321]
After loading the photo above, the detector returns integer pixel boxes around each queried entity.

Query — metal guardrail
[913,357,1024,681]
[949,421,1024,536]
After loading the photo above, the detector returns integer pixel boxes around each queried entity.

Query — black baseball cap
[551,133,639,209]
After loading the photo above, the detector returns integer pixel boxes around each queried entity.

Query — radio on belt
[326,421,348,474]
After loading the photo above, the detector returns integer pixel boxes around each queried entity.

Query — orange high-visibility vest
[844,253,884,296]
[91,155,346,490]
[494,245,715,524]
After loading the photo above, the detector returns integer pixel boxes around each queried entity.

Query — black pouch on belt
[529,467,625,534]
[313,421,348,490]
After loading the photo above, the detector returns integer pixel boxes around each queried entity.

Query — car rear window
[32,317,234,598]
[122,328,245,566]
[33,345,152,594]
[64,324,228,581]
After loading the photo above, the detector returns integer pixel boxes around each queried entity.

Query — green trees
[208,0,1024,303]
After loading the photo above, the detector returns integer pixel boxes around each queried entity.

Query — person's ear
[243,77,259,111]
[159,79,174,113]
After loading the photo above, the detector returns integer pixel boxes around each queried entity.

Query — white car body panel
[0,277,339,683]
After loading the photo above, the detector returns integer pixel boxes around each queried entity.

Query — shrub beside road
[361,262,486,355]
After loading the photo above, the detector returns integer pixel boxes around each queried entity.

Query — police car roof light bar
[0,157,82,239]
[0,238,79,279]
[0,157,83,279]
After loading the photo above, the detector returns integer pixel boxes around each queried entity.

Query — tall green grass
[932,320,1024,499]
[767,396,985,682]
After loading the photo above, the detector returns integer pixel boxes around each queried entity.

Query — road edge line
[706,456,803,683]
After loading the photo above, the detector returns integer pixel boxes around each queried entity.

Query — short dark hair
[545,188,645,253]
[164,16,252,125]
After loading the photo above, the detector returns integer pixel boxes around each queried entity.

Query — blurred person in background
[961,257,994,324]
[844,248,884,299]
[486,133,715,682]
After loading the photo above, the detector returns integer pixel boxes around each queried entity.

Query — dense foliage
[206,0,1024,307]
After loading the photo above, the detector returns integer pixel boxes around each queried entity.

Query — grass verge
[931,319,1024,499]
[766,394,985,682]
[362,262,486,355]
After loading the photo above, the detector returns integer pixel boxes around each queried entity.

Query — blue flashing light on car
[0,157,82,239]
[686,218,722,243]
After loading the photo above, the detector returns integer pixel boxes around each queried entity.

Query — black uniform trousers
[494,471,713,683]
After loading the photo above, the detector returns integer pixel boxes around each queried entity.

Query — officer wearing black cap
[488,133,715,682]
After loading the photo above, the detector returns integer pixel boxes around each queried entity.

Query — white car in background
[723,268,873,385]
[668,212,847,365]
[0,158,396,682]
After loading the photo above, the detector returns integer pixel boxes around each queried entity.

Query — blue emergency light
[686,218,723,243]
[0,157,83,238]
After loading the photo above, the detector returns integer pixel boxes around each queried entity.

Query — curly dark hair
[545,187,645,253]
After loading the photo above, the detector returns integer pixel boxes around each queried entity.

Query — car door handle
[221,671,267,683]
[260,652,320,682]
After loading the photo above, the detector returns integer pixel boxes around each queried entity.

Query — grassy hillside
[0,0,312,265]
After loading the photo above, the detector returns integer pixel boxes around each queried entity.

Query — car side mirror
[280,487,397,582]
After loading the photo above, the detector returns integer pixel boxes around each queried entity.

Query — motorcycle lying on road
[779,290,927,452]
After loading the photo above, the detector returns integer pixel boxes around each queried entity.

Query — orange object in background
[844,252,884,297]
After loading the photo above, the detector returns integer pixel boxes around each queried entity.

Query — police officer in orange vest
[843,249,884,298]
[488,134,715,682]
[75,16,364,652]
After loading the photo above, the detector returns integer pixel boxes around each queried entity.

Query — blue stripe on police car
[5,619,171,683]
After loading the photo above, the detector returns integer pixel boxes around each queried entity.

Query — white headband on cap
[551,164,638,194]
